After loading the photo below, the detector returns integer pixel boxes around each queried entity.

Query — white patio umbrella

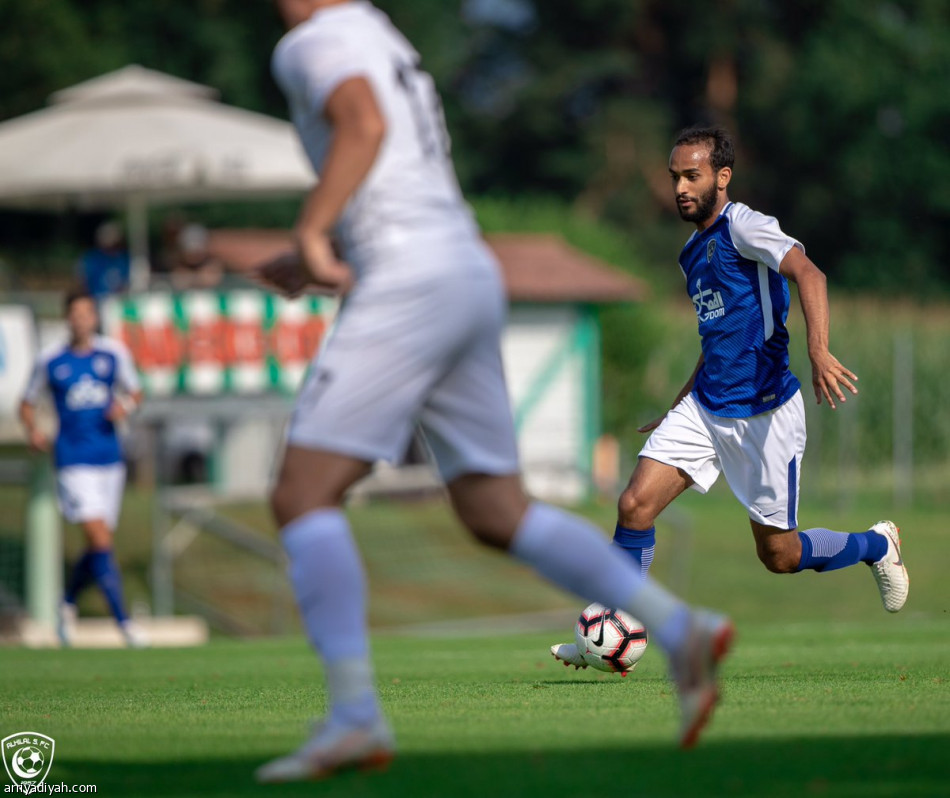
[0,64,314,289]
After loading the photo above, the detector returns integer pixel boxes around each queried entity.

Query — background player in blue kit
[553,126,909,668]
[19,289,146,648]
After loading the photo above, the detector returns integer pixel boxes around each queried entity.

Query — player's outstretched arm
[780,247,858,409]
[638,354,704,433]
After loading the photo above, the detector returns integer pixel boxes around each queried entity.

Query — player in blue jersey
[19,289,146,648]
[553,126,909,668]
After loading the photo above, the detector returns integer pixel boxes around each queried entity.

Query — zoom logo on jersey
[65,374,110,410]
[692,278,725,322]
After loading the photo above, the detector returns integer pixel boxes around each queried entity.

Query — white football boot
[255,716,395,783]
[868,520,909,612]
[669,610,734,750]
[550,643,588,670]
[56,602,77,648]
[120,620,150,649]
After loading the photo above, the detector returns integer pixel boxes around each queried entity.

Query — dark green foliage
[3,1,949,292]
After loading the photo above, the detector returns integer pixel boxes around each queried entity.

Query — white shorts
[56,463,127,530]
[639,391,806,529]
[288,240,520,482]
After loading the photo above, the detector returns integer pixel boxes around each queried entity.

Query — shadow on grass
[54,733,949,798]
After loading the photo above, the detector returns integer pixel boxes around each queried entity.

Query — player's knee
[457,509,514,551]
[617,489,654,529]
[83,522,112,551]
[270,475,319,529]
[448,474,526,551]
[756,542,799,574]
[470,525,512,550]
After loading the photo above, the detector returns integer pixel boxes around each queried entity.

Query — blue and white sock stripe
[613,524,656,575]
[801,528,848,558]
[638,546,655,577]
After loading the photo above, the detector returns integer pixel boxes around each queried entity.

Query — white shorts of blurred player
[55,463,127,530]
[288,238,520,482]
[639,390,806,530]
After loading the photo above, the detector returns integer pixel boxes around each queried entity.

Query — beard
[677,182,720,224]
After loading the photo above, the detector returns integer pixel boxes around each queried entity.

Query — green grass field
[3,620,949,798]
[3,466,950,796]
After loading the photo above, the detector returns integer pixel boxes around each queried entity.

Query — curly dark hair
[674,126,735,172]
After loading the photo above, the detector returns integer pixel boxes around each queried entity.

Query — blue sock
[88,550,129,624]
[612,524,656,576]
[796,528,889,572]
[65,551,95,605]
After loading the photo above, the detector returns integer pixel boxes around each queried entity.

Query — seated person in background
[170,224,224,291]
[78,221,130,299]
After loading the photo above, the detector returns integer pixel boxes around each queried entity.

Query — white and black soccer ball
[574,602,648,674]
[14,746,44,778]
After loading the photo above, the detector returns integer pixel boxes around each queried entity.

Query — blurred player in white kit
[256,0,734,782]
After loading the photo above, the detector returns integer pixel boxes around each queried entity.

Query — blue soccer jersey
[679,202,802,418]
[22,336,141,468]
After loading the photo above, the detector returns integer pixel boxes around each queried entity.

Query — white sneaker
[550,643,588,670]
[669,611,734,750]
[255,717,395,784]
[57,602,77,647]
[120,620,150,649]
[868,520,908,612]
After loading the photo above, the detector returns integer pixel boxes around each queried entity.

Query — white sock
[282,509,380,726]
[323,657,381,727]
[510,502,690,653]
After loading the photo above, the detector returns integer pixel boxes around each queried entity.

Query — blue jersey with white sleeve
[679,201,802,418]
[22,336,141,468]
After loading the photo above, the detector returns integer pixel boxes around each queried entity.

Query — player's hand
[105,401,127,423]
[253,252,314,298]
[253,237,353,298]
[297,230,354,296]
[810,350,858,409]
[27,428,50,453]
[637,415,666,434]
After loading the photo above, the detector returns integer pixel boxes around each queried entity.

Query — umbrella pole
[127,195,151,292]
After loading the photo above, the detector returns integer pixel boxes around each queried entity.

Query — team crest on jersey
[692,278,725,322]
[92,355,111,377]
[706,239,717,262]
[65,374,110,410]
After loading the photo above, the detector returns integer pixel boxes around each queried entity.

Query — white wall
[503,305,589,503]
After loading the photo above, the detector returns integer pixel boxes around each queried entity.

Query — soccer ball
[14,747,44,777]
[574,602,648,674]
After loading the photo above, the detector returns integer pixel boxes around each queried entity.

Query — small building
[107,230,645,503]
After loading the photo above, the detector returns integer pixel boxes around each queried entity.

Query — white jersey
[272,0,480,280]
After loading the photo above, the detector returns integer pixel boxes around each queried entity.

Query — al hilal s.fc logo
[2,732,55,788]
